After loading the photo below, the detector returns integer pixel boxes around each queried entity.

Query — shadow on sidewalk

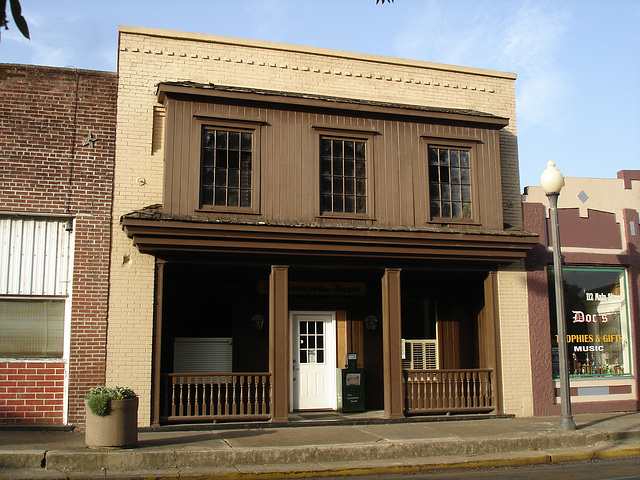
[577,412,639,430]
[138,428,274,448]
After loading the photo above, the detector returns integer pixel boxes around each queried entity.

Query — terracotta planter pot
[85,396,138,448]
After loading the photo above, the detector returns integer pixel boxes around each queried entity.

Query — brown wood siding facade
[160,90,507,232]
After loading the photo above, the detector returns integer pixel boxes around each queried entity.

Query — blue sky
[1,0,638,191]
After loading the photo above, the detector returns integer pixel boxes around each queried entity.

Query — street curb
[0,451,44,469]
[37,429,640,470]
[0,431,638,471]
[40,437,561,470]
[1,428,639,476]
[188,446,640,479]
[1,444,639,479]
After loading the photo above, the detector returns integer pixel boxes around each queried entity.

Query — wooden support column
[269,265,289,422]
[481,271,503,414]
[382,268,404,419]
[151,259,165,426]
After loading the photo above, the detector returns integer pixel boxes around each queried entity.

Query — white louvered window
[0,216,72,358]
[402,339,439,370]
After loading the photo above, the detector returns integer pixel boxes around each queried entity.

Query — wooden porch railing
[403,369,494,415]
[161,373,271,422]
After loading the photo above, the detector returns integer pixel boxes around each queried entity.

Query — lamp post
[540,161,576,430]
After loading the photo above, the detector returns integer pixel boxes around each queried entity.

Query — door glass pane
[299,320,326,364]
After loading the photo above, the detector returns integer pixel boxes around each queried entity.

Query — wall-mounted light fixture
[364,315,378,331]
[250,314,265,331]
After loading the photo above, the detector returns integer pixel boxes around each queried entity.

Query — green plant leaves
[87,393,111,416]
[86,386,136,416]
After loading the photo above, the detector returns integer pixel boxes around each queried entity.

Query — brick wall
[113,27,526,424]
[0,362,65,424]
[497,263,534,416]
[0,64,117,426]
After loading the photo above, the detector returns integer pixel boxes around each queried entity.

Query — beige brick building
[111,26,536,426]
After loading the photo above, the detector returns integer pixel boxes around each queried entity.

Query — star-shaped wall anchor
[82,132,98,148]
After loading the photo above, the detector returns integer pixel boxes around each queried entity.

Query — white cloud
[499,1,570,129]
[500,1,567,70]
[392,0,570,130]
[392,0,505,68]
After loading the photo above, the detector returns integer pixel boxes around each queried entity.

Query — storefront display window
[549,267,631,377]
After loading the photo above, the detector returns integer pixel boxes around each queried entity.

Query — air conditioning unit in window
[401,339,438,370]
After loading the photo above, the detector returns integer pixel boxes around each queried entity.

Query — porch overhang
[121,209,538,265]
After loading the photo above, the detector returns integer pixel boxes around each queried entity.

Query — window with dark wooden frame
[320,137,367,214]
[428,146,472,219]
[200,127,253,209]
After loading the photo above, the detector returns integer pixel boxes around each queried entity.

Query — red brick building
[0,64,116,426]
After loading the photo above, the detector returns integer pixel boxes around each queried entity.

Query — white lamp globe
[540,161,564,194]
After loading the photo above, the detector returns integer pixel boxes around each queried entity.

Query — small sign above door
[257,281,366,296]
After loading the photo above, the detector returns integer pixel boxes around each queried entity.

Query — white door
[291,311,336,411]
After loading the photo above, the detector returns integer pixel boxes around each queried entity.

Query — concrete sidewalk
[1,412,640,479]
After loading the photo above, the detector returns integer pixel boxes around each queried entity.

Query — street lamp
[540,161,576,430]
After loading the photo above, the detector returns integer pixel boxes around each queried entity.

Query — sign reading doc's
[549,268,630,377]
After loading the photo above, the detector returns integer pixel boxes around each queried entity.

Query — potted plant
[85,386,138,448]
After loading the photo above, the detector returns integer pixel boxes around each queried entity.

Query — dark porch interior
[158,261,494,423]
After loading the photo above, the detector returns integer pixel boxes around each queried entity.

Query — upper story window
[200,127,253,209]
[321,137,367,215]
[428,146,472,220]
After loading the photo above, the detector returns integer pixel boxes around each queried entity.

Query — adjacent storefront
[550,268,632,378]
[523,171,639,416]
